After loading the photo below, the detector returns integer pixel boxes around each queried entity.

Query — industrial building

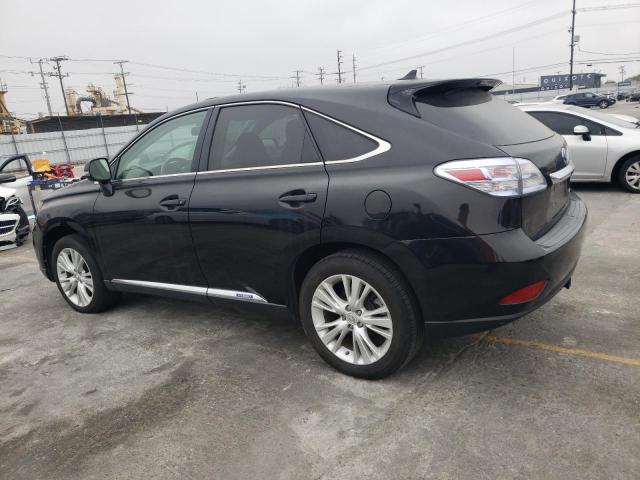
[25,112,164,133]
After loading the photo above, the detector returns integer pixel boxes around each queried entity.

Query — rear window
[414,87,553,146]
[303,111,378,161]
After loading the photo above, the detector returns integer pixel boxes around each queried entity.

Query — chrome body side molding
[110,279,268,303]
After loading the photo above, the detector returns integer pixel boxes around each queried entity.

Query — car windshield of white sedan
[567,106,639,129]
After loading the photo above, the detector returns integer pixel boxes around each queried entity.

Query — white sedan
[518,104,640,192]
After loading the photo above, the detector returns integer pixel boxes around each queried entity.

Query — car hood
[0,185,16,198]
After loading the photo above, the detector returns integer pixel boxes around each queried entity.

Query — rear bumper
[396,192,587,336]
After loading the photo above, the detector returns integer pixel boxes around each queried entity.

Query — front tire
[52,234,119,313]
[12,205,29,246]
[299,250,423,379]
[599,100,609,109]
[618,157,640,193]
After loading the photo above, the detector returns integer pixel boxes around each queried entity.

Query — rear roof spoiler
[387,78,502,117]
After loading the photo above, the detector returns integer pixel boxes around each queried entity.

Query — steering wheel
[160,141,194,161]
[161,157,190,175]
[119,165,154,179]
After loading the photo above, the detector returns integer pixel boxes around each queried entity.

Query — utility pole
[352,54,357,83]
[30,58,53,116]
[292,70,302,87]
[619,65,626,82]
[512,48,516,96]
[237,80,246,94]
[418,66,424,79]
[317,67,325,85]
[48,56,70,116]
[336,50,343,84]
[114,60,132,114]
[568,0,577,90]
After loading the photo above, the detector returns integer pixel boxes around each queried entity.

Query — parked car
[627,91,640,102]
[563,92,616,108]
[607,113,640,125]
[0,173,30,250]
[0,155,33,216]
[519,104,640,192]
[33,79,587,378]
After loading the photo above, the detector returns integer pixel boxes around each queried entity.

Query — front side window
[0,156,31,178]
[208,104,319,170]
[303,111,378,161]
[528,112,605,136]
[116,110,207,180]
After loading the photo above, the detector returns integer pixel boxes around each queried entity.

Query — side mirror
[573,125,591,141]
[0,174,17,184]
[85,157,114,196]
[86,157,111,182]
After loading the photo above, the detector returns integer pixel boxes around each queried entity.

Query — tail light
[434,157,547,197]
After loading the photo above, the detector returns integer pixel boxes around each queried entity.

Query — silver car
[519,104,640,192]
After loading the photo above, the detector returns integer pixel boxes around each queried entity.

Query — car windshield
[566,106,639,128]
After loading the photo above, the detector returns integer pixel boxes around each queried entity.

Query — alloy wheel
[56,247,94,307]
[311,274,392,365]
[625,161,640,190]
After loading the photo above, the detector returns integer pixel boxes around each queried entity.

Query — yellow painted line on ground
[0,254,37,263]
[474,334,640,367]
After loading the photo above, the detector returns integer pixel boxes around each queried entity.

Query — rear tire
[618,157,640,193]
[299,250,423,379]
[52,234,120,313]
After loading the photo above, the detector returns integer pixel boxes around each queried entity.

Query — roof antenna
[398,69,418,80]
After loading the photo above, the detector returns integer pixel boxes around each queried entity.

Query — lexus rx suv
[33,79,587,378]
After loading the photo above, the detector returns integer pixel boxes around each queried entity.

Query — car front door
[0,155,33,214]
[528,111,608,179]
[189,103,328,306]
[93,109,210,289]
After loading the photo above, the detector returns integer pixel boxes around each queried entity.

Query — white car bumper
[0,213,20,251]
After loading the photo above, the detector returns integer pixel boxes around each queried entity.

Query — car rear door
[93,108,210,290]
[189,102,328,306]
[527,111,608,179]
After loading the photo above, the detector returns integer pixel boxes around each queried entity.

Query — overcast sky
[2,0,639,118]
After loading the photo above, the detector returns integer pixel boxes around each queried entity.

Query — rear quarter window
[303,111,378,161]
[414,88,553,145]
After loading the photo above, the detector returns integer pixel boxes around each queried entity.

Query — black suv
[33,79,587,378]
[563,92,615,108]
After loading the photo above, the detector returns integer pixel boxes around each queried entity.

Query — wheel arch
[41,220,95,281]
[288,241,423,323]
[610,150,640,183]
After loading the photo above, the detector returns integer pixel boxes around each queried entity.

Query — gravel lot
[1,183,639,480]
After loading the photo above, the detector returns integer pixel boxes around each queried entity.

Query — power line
[358,11,568,72]
[354,0,543,60]
[577,2,640,12]
[578,47,640,56]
